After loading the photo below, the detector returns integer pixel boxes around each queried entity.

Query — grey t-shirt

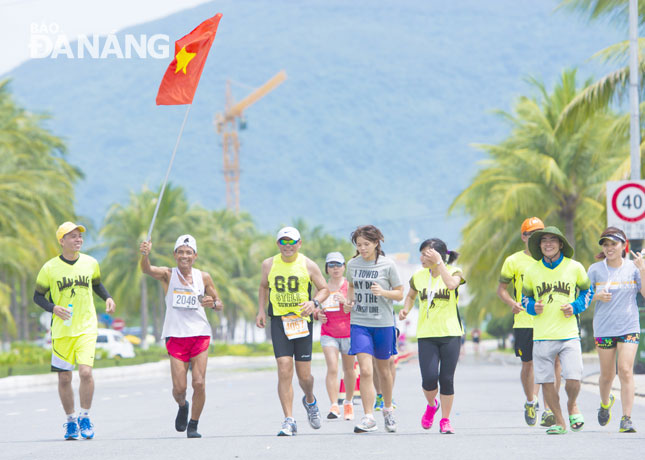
[346,255,402,327]
[588,259,641,337]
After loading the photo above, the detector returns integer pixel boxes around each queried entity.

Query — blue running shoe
[374,394,384,411]
[64,419,79,440]
[78,417,94,439]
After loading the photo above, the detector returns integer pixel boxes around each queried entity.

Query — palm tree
[0,79,81,338]
[556,1,645,138]
[450,70,626,324]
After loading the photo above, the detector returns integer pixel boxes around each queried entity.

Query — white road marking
[7,412,20,416]
[36,408,48,412]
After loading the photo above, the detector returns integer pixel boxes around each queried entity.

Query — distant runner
[400,238,464,434]
[33,222,116,440]
[317,252,356,421]
[256,227,330,436]
[140,235,223,438]
[587,227,642,433]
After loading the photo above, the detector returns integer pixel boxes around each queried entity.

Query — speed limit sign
[607,181,645,238]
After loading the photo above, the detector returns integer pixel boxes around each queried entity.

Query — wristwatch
[313,299,321,309]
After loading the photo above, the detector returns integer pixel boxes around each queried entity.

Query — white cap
[325,252,345,264]
[276,226,301,242]
[174,234,197,253]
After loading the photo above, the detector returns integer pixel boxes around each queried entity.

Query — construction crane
[214,70,287,213]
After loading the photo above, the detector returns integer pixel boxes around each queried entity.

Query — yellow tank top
[268,253,312,320]
[411,265,465,338]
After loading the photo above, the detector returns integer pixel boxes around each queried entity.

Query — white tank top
[162,267,212,339]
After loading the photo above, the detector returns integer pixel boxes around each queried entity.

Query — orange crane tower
[214,70,287,212]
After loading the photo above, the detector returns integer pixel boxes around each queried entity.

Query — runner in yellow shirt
[521,226,593,435]
[33,222,116,440]
[256,227,330,436]
[497,217,561,427]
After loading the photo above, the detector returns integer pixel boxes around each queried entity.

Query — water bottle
[63,303,73,326]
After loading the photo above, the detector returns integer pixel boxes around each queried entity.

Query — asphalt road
[2,351,643,460]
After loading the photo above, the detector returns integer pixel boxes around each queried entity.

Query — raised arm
[202,271,223,311]
[139,240,171,284]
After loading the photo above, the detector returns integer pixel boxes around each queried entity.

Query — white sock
[384,406,393,412]
[365,413,375,420]
[343,399,351,405]
[66,413,76,422]
[79,408,90,419]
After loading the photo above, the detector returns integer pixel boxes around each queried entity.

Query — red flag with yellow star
[156,13,222,105]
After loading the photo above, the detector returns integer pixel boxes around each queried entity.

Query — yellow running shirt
[410,265,465,338]
[522,257,591,341]
[268,253,312,321]
[499,250,536,329]
[35,254,100,339]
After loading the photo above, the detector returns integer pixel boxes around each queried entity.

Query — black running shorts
[513,328,534,362]
[270,316,313,361]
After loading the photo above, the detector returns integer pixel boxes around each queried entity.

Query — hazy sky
[0,0,211,75]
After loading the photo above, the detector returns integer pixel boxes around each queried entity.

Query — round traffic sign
[611,182,645,222]
[112,317,125,331]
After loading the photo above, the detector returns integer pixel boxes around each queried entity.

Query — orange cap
[521,217,544,233]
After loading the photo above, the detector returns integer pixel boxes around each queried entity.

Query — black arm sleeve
[33,291,55,313]
[93,282,112,301]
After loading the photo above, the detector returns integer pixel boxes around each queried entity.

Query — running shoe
[302,396,322,429]
[392,399,398,410]
[354,416,377,433]
[187,419,201,438]
[277,417,297,436]
[540,409,556,427]
[327,403,340,420]
[619,416,636,433]
[175,401,189,432]
[78,416,94,439]
[63,419,79,440]
[343,401,354,421]
[439,418,454,434]
[383,409,397,433]
[374,394,384,411]
[524,399,538,426]
[421,399,440,430]
[597,394,615,426]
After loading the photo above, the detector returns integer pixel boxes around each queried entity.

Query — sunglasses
[278,238,299,246]
[327,262,344,268]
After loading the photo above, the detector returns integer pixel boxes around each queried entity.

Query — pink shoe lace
[439,418,454,434]
[421,399,439,429]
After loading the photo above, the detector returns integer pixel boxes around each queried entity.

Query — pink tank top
[321,279,350,338]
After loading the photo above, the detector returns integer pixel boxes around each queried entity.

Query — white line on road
[35,408,47,412]
[7,412,20,416]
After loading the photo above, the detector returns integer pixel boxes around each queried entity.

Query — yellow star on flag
[174,46,196,74]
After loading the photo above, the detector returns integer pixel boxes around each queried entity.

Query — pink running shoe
[439,418,454,434]
[421,399,440,429]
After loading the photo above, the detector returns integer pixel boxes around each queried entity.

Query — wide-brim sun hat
[527,226,574,260]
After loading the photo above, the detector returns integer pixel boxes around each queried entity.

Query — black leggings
[417,336,461,395]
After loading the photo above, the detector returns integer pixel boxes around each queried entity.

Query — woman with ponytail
[399,238,465,434]
[343,225,403,434]
[587,227,644,433]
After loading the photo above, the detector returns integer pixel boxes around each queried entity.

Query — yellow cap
[56,222,86,241]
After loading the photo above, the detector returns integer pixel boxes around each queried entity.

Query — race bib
[322,292,340,312]
[281,314,309,340]
[172,288,199,310]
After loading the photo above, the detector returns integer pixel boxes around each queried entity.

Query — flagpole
[146,103,192,242]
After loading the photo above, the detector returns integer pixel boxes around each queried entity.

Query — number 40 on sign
[606,181,645,239]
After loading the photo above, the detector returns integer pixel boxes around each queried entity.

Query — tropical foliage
[450,70,628,324]
[0,79,82,339]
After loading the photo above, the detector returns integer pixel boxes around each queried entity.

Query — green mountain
[4,0,623,254]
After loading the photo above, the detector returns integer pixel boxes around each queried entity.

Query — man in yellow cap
[497,217,560,427]
[33,222,116,440]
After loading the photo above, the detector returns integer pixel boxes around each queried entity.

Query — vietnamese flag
[156,13,222,105]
